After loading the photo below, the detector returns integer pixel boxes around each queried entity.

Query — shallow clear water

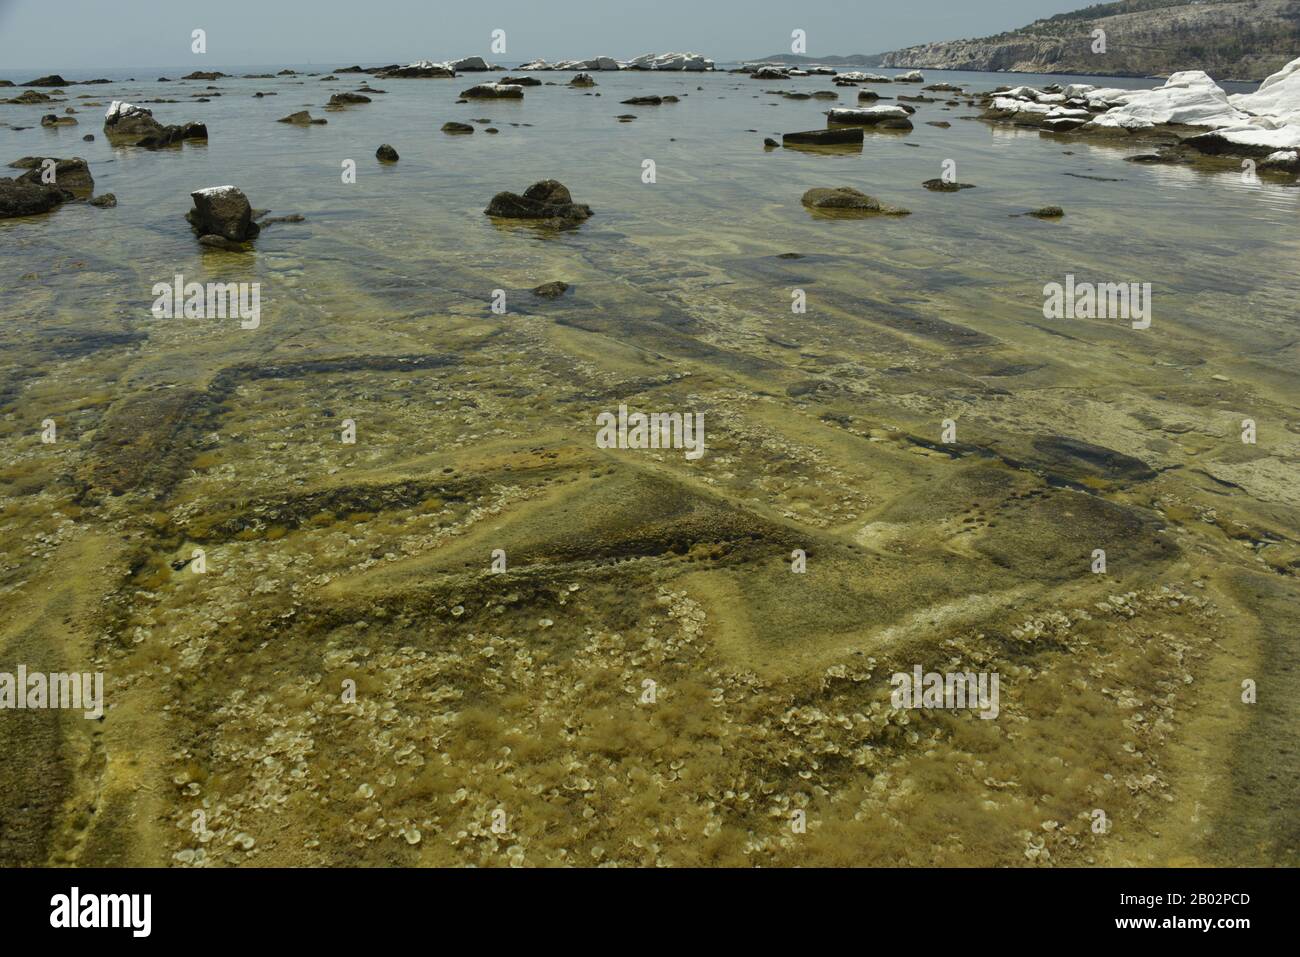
[1,65,1297,868]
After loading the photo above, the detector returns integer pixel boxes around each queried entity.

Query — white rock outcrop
[1088,70,1247,129]
[626,52,713,71]
[520,56,621,71]
[826,105,912,122]
[1230,55,1300,127]
[105,100,151,122]
[984,57,1300,156]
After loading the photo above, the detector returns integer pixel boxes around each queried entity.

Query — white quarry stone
[105,100,151,121]
[1089,71,1248,129]
[826,105,912,122]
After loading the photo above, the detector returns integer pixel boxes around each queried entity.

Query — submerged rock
[532,281,570,298]
[570,73,596,87]
[186,185,260,244]
[1025,206,1065,218]
[922,179,976,191]
[89,193,117,208]
[441,122,474,134]
[801,187,910,215]
[485,180,592,224]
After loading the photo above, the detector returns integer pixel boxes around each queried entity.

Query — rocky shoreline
[975,59,1300,170]
[3,52,1298,224]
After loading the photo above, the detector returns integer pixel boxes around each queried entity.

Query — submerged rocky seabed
[0,56,1297,868]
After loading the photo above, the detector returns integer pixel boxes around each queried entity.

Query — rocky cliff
[878,0,1300,81]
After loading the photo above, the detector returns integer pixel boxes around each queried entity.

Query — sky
[0,0,1089,71]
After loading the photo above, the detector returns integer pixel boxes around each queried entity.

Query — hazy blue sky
[0,0,1085,71]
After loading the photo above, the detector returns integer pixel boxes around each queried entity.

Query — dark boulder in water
[0,178,68,218]
[7,90,53,104]
[186,185,260,244]
[328,92,371,106]
[441,122,474,134]
[278,111,327,125]
[104,102,206,147]
[485,180,592,223]
[783,128,863,146]
[11,156,94,196]
[376,144,399,162]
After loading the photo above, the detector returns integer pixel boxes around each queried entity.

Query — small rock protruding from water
[922,179,976,192]
[278,110,327,125]
[327,91,371,107]
[187,185,260,249]
[485,180,593,224]
[802,187,910,216]
[376,144,399,162]
[784,128,863,147]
